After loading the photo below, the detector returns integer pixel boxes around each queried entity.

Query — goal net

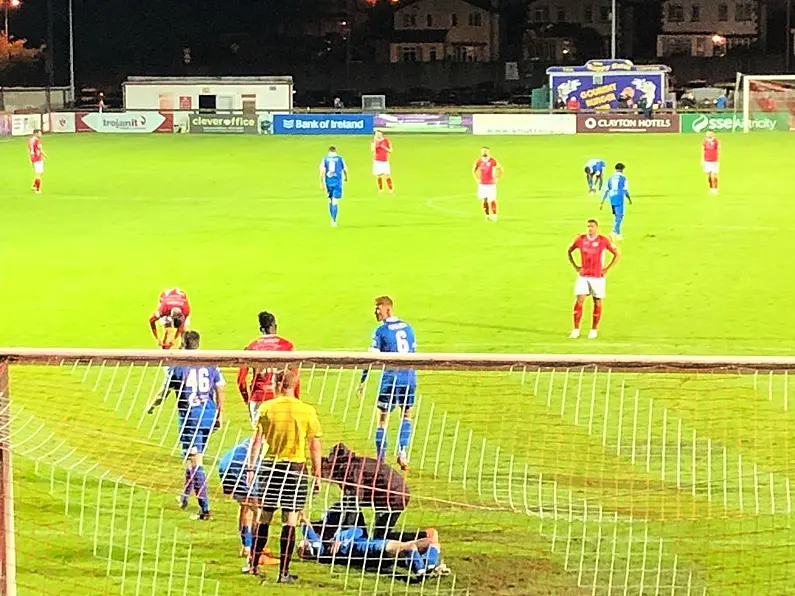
[1,348,794,595]
[734,73,795,132]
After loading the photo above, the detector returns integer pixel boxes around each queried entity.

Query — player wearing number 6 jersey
[147,331,225,520]
[358,296,417,471]
[237,311,300,426]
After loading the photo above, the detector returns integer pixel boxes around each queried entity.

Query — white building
[657,0,766,57]
[389,0,499,63]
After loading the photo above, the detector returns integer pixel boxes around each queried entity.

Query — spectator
[566,95,580,111]
[333,97,344,112]
[637,95,653,118]
[320,442,410,539]
[246,369,323,584]
[715,92,728,110]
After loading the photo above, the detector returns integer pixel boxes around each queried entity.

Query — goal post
[1,347,794,595]
[0,360,16,596]
[734,72,795,133]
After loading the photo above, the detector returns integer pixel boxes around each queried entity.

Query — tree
[0,33,43,72]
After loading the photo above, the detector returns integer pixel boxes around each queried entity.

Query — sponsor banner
[681,112,790,133]
[273,113,374,135]
[472,113,576,135]
[576,114,680,133]
[374,113,472,133]
[12,114,42,136]
[49,112,76,133]
[188,113,258,134]
[76,111,173,133]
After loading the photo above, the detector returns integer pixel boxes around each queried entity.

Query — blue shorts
[377,378,416,413]
[179,423,211,456]
[351,538,389,559]
[326,185,342,200]
[611,204,624,216]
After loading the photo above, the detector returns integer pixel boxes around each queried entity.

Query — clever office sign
[273,114,374,135]
[188,113,258,134]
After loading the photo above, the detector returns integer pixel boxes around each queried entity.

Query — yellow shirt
[257,396,322,464]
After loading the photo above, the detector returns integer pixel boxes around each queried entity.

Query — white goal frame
[734,72,795,133]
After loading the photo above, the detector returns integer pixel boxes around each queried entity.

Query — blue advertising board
[546,60,670,111]
[273,114,374,135]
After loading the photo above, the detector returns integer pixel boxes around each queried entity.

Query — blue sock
[329,202,339,222]
[182,469,192,500]
[398,418,412,452]
[375,427,387,460]
[426,545,440,568]
[586,176,593,190]
[614,214,623,235]
[241,525,253,548]
[406,549,425,574]
[193,466,210,513]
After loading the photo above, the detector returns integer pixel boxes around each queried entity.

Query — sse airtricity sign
[273,114,374,135]
[682,112,789,133]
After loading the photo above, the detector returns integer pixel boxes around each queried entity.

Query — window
[599,6,610,22]
[557,7,566,21]
[401,46,418,61]
[468,12,483,26]
[533,6,550,22]
[690,4,700,21]
[429,47,437,61]
[694,36,706,55]
[426,14,433,26]
[667,4,684,22]
[402,13,417,27]
[718,3,728,20]
[735,2,753,21]
[451,13,458,26]
[584,5,593,22]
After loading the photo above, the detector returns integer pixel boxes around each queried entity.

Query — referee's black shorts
[253,460,309,512]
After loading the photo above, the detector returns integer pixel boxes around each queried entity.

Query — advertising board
[273,114,374,135]
[49,112,77,133]
[680,112,790,132]
[12,114,42,136]
[576,114,680,133]
[76,111,173,133]
[472,114,576,135]
[188,113,259,134]
[374,113,472,133]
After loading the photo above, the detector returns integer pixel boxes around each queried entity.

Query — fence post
[0,359,17,596]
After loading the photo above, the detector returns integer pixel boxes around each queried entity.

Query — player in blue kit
[148,330,225,520]
[320,146,348,227]
[584,159,607,194]
[601,163,632,241]
[218,440,279,568]
[298,518,443,578]
[358,296,417,471]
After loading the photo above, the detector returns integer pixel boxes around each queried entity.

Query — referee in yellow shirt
[246,369,322,584]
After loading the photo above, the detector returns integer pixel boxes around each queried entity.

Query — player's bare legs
[570,294,587,339]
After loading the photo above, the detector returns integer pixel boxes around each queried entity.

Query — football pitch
[2,132,795,595]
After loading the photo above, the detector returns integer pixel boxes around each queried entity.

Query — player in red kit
[473,147,502,222]
[702,131,720,195]
[28,129,47,194]
[567,220,620,339]
[148,288,191,349]
[237,311,300,425]
[371,131,393,193]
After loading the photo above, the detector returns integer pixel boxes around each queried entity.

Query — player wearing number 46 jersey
[147,331,225,520]
[237,311,300,426]
[358,296,417,471]
[567,220,620,340]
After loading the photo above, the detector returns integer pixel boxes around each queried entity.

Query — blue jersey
[370,316,417,385]
[218,440,250,496]
[165,366,225,430]
[586,159,606,174]
[603,173,630,206]
[303,526,385,559]
[320,153,346,188]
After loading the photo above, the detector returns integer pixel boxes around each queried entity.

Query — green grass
[2,132,795,595]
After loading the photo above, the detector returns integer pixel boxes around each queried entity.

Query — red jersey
[703,138,720,162]
[28,137,42,163]
[373,138,391,162]
[155,288,191,318]
[569,234,617,278]
[475,157,498,185]
[236,335,300,404]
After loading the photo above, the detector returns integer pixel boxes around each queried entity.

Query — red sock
[482,199,490,215]
[592,302,603,330]
[386,177,393,190]
[490,200,497,215]
[573,302,583,329]
[34,179,41,191]
[377,178,383,190]
[713,175,719,190]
